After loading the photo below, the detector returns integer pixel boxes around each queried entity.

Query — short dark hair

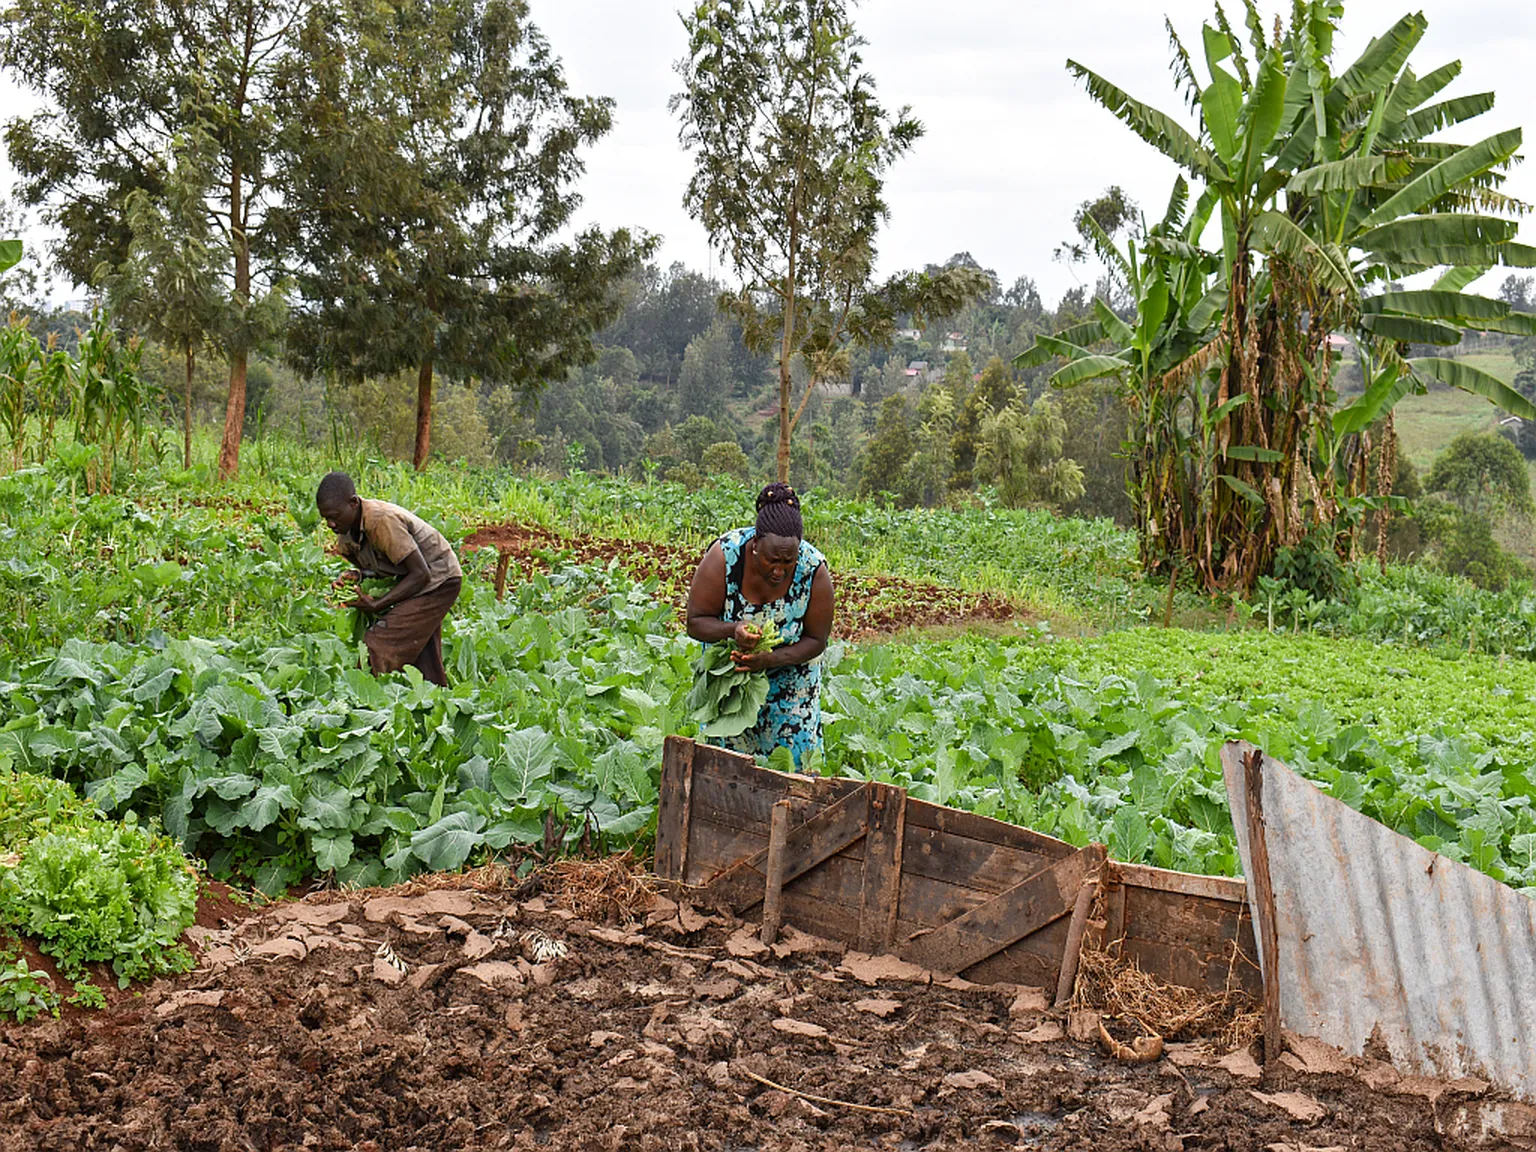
[316,471,356,507]
[755,482,803,540]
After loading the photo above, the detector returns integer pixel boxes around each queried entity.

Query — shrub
[701,440,751,484]
[1438,512,1528,592]
[1273,531,1356,603]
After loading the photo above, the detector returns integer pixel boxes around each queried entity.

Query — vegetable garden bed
[0,865,1518,1152]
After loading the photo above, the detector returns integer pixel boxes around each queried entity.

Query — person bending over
[686,482,835,768]
[316,471,462,687]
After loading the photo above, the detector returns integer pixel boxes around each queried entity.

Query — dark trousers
[363,577,462,687]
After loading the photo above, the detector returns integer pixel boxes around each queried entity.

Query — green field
[1391,351,1522,469]
[1393,386,1506,471]
[1390,349,1536,564]
[2,458,1534,902]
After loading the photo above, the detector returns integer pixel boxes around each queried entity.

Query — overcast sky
[3,0,1533,303]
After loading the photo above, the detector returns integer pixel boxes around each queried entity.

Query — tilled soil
[463,522,1023,641]
[1,877,1525,1152]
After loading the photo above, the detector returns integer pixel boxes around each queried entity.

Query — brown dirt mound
[464,521,1023,641]
[0,876,1512,1152]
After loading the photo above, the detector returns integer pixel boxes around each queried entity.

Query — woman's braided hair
[754,482,804,541]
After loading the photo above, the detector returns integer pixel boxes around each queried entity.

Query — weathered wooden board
[659,739,1259,997]
[1108,862,1261,997]
[706,784,871,912]
[903,845,1106,974]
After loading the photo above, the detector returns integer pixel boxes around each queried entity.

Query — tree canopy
[672,0,988,482]
[275,0,650,469]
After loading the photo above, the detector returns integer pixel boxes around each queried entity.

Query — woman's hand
[732,621,761,650]
[346,592,381,613]
[730,647,775,672]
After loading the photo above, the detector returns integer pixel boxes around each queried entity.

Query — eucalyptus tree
[276,0,648,469]
[672,0,988,482]
[2,0,300,480]
[96,132,226,470]
[1023,1,1535,590]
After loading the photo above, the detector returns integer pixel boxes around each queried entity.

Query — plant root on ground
[1072,946,1261,1053]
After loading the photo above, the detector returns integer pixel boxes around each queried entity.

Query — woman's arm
[686,543,756,645]
[733,563,834,671]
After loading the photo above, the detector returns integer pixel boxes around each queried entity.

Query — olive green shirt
[336,499,461,593]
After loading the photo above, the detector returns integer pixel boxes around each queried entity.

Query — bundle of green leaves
[0,949,56,1023]
[686,617,781,738]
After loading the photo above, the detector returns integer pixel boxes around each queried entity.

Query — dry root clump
[1073,947,1261,1053]
[538,851,658,924]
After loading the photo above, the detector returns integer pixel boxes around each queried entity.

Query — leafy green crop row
[1,568,684,895]
[0,766,198,1009]
[6,542,1535,898]
[820,633,1536,891]
[5,460,1535,912]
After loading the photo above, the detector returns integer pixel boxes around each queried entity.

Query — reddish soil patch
[0,874,1514,1151]
[464,522,1022,641]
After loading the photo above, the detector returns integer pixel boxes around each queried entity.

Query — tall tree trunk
[218,164,250,482]
[776,250,798,484]
[219,354,247,480]
[776,354,792,483]
[413,353,434,470]
[184,344,195,471]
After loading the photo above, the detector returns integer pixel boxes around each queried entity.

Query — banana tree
[1033,1,1534,591]
[1015,178,1226,572]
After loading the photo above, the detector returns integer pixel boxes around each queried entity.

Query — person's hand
[732,621,761,651]
[347,592,381,613]
[331,570,360,590]
[730,647,774,672]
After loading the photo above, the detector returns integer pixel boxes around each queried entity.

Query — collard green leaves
[686,618,781,738]
[0,563,676,894]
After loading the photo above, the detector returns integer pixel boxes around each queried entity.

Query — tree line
[5,0,1535,598]
[2,0,649,479]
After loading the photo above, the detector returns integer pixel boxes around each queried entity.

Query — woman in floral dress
[685,483,835,768]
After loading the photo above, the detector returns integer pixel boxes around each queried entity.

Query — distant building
[895,328,922,341]
[1325,333,1351,352]
[904,359,941,385]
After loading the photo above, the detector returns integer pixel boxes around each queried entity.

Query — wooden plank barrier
[657,737,1261,998]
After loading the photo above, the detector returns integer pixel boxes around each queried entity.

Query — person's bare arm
[351,547,430,612]
[732,564,834,671]
[686,543,757,646]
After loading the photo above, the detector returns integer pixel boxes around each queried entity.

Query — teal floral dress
[710,526,827,768]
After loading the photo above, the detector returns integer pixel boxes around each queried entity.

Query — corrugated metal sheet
[1221,741,1536,1101]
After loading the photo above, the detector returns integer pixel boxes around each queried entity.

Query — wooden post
[494,550,512,601]
[761,800,792,947]
[1053,878,1098,1009]
[857,783,906,954]
[1243,748,1283,1070]
[654,737,697,882]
